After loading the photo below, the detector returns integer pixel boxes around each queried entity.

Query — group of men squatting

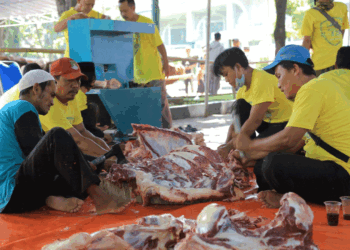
[1,0,350,213]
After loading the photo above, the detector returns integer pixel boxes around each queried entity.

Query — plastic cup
[324,201,341,226]
[340,196,350,220]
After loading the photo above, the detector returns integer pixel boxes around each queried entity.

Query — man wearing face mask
[214,48,293,160]
[302,0,349,76]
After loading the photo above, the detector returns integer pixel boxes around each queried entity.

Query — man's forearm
[240,117,263,138]
[54,18,71,32]
[302,36,311,50]
[77,136,108,157]
[81,129,110,150]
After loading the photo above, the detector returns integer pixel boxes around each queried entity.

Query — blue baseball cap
[263,45,312,72]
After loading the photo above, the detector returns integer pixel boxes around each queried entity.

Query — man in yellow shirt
[118,0,172,129]
[54,0,110,58]
[41,58,110,157]
[233,45,350,208]
[214,48,293,161]
[301,0,349,76]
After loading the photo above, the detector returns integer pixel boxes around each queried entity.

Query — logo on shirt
[320,18,342,46]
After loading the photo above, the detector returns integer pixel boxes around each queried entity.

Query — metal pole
[152,0,160,29]
[204,0,211,117]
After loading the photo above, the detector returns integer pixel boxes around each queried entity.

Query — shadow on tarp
[0,191,350,249]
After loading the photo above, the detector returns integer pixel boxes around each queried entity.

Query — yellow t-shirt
[287,77,350,174]
[236,69,293,123]
[301,2,349,70]
[58,7,103,58]
[319,69,350,99]
[0,85,20,110]
[39,97,83,132]
[133,15,164,84]
[75,89,88,111]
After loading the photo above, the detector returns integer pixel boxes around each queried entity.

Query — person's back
[318,69,350,99]
[292,76,350,173]
[209,33,224,62]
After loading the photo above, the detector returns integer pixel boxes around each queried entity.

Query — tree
[274,0,287,55]
[55,0,77,16]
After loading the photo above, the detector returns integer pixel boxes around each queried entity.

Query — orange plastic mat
[0,195,349,250]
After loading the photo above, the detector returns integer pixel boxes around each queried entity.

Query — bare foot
[46,196,84,213]
[258,190,284,208]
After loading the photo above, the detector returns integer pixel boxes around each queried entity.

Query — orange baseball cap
[50,58,88,80]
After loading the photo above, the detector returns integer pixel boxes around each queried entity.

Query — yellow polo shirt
[58,7,103,58]
[39,97,83,132]
[0,85,20,110]
[287,77,350,174]
[133,15,164,84]
[236,69,293,123]
[75,89,88,111]
[301,2,349,70]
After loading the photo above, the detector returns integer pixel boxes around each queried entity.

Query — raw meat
[107,145,245,205]
[124,124,205,162]
[42,230,134,250]
[43,192,318,250]
[176,192,319,250]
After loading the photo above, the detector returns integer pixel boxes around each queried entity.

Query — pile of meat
[43,192,319,250]
[105,124,246,205]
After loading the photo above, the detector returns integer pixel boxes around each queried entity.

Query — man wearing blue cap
[233,45,350,208]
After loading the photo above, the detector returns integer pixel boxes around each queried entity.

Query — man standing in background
[209,33,224,95]
[301,0,349,76]
[118,0,172,129]
[182,47,197,95]
[54,0,110,58]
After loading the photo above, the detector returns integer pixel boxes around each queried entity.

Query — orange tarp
[0,196,349,250]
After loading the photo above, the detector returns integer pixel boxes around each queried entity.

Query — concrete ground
[172,114,232,150]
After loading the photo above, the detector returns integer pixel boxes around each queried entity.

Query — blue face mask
[235,74,245,91]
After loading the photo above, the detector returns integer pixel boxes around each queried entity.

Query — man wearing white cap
[0,70,128,214]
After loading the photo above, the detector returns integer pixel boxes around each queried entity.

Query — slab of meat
[43,192,318,250]
[41,230,134,250]
[175,192,319,250]
[107,145,245,205]
[124,124,205,162]
[42,213,196,250]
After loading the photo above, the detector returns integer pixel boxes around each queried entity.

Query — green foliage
[2,19,65,61]
[286,0,313,39]
[255,57,270,70]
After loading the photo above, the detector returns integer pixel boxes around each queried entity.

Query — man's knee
[261,152,281,177]
[47,127,72,140]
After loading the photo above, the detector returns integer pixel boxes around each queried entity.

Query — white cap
[18,69,55,92]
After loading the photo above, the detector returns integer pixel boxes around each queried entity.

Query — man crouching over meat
[233,45,350,208]
[214,47,294,165]
[0,70,129,214]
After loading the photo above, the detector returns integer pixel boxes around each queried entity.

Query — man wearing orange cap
[39,58,110,157]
